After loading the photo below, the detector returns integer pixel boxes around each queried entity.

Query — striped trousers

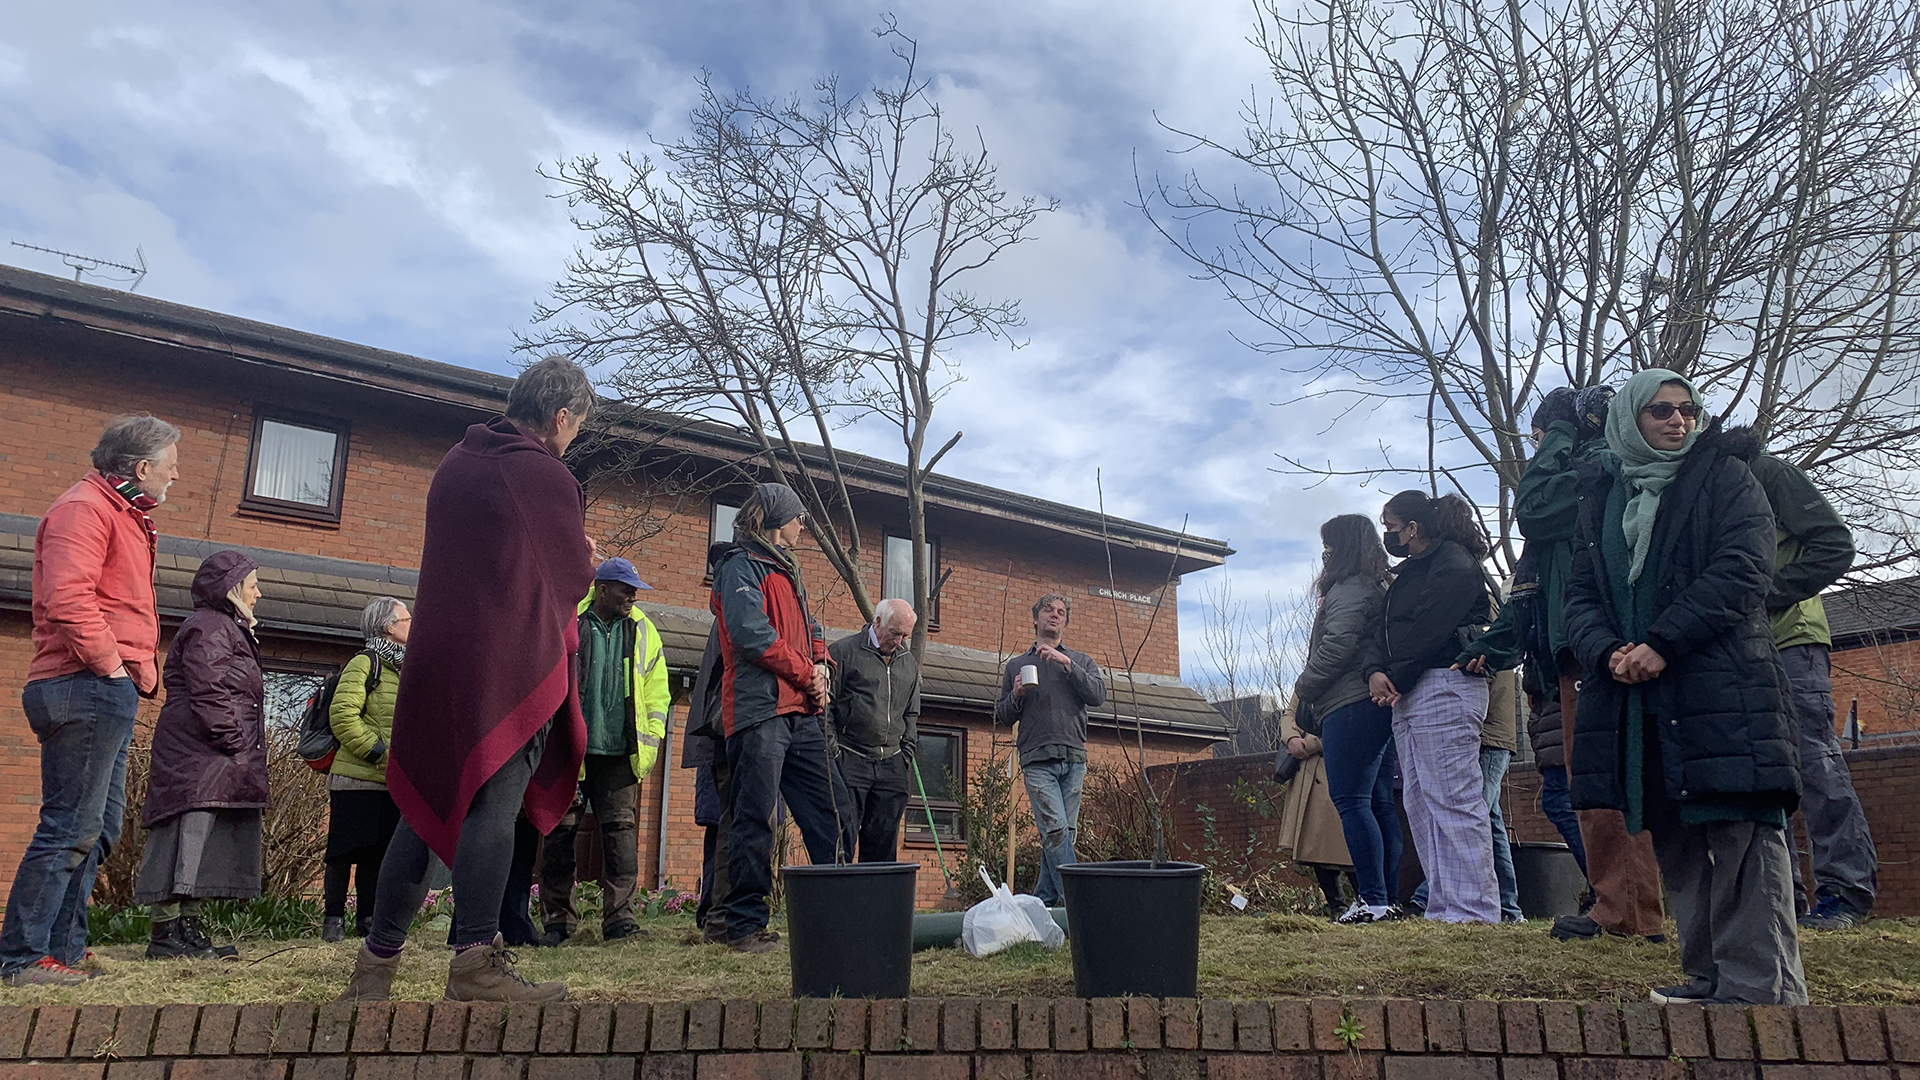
[1394,668,1499,923]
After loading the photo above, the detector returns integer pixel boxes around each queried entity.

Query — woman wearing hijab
[709,482,855,953]
[1360,490,1498,923]
[1564,369,1806,1006]
[136,550,266,961]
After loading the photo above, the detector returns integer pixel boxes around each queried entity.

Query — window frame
[881,531,942,631]
[238,407,351,525]
[260,661,334,733]
[901,723,965,847]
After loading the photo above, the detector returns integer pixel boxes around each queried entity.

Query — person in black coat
[1564,368,1806,1006]
[136,550,266,961]
[1360,491,1497,923]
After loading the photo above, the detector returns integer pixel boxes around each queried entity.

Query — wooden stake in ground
[1007,720,1020,889]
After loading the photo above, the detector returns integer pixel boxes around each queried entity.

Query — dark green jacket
[1743,442,1853,650]
[1513,420,1596,662]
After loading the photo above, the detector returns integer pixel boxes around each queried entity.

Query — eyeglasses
[1640,402,1703,421]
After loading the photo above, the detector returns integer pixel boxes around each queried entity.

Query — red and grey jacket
[710,540,829,737]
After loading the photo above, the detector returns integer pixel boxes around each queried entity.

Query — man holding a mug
[995,594,1106,904]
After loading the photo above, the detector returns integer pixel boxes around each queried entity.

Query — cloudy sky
[1,0,1416,680]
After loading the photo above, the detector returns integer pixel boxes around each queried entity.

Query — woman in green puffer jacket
[322,597,410,943]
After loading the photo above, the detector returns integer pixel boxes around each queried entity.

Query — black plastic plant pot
[1511,841,1585,919]
[1060,860,1205,999]
[782,861,918,998]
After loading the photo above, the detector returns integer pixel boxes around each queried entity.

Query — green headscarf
[1603,368,1704,584]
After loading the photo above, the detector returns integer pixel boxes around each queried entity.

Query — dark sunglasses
[1640,402,1703,421]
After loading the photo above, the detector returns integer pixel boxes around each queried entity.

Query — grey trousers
[1781,645,1877,915]
[1649,814,1809,1004]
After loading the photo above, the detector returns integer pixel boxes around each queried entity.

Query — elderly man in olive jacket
[826,598,921,863]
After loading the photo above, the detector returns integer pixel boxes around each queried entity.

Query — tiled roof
[1824,576,1920,644]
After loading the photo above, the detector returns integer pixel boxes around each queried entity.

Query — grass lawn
[11,913,1920,1006]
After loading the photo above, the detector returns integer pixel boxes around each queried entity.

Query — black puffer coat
[1293,574,1387,732]
[143,551,268,827]
[1563,421,1799,815]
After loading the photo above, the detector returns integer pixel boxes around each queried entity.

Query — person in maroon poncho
[340,357,597,1003]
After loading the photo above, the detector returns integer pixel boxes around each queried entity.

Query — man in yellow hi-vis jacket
[537,558,670,945]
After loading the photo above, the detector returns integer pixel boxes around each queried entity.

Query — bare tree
[527,25,1050,641]
[1193,577,1315,753]
[1147,0,1920,570]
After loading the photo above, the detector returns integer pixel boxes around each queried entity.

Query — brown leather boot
[444,934,566,1003]
[339,942,402,1001]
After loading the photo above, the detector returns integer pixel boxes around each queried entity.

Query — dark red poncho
[386,417,594,862]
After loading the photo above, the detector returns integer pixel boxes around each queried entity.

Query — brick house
[0,262,1233,912]
[1824,576,1920,745]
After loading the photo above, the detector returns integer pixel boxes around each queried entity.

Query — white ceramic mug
[1019,664,1040,686]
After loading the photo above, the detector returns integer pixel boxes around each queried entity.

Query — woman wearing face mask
[1360,491,1497,923]
[135,551,267,961]
[1563,369,1806,1005]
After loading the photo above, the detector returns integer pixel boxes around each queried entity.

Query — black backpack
[297,650,382,773]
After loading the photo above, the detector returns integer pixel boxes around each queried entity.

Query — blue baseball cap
[594,558,652,590]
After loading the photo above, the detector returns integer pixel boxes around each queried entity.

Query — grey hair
[1032,592,1072,623]
[873,597,916,628]
[360,596,407,641]
[90,414,181,477]
[505,356,596,432]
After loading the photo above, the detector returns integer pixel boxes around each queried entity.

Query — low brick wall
[3,998,1919,1079]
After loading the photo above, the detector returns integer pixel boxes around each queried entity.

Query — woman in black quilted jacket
[1563,368,1806,1006]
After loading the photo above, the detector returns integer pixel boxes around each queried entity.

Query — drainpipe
[656,708,675,888]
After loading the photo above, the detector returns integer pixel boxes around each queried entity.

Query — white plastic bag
[962,868,1067,957]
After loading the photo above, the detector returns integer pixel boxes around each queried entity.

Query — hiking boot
[1798,895,1865,931]
[322,917,346,943]
[1650,980,1715,1006]
[3,956,90,987]
[339,942,403,1001]
[146,918,217,961]
[536,926,570,948]
[445,934,566,1003]
[602,921,643,942]
[179,915,239,960]
[726,929,782,954]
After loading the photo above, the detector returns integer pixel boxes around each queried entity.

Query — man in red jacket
[2,415,179,986]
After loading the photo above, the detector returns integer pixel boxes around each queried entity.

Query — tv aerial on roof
[8,241,147,292]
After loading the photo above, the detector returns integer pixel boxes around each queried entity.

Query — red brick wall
[1830,638,1920,739]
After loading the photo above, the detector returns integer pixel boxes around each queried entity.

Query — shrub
[95,722,331,909]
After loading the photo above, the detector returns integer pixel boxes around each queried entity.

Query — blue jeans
[1023,759,1086,905]
[1320,700,1401,906]
[1538,762,1588,875]
[1482,747,1523,921]
[0,673,139,973]
[1410,746,1523,920]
